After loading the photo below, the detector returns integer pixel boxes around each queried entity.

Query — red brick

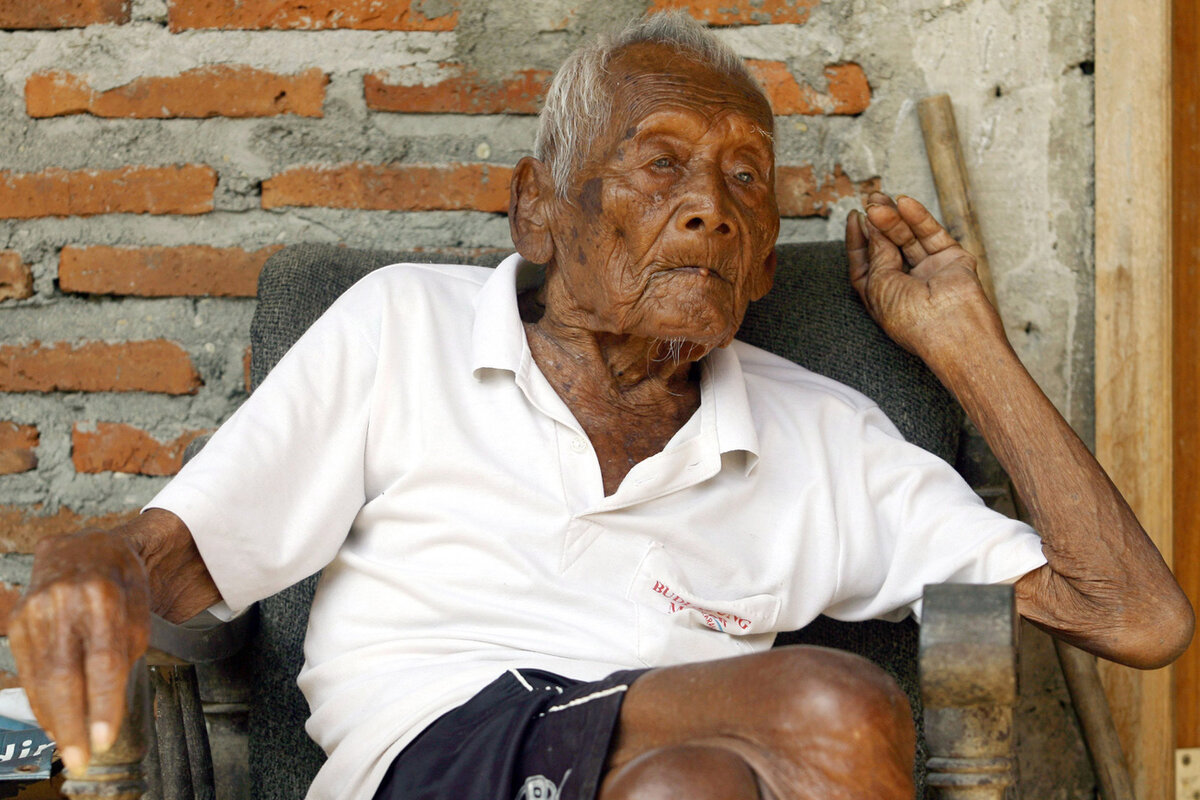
[60,245,283,297]
[649,0,817,25]
[0,505,140,553]
[0,251,33,301]
[0,422,38,475]
[168,0,457,31]
[0,166,216,219]
[262,163,512,212]
[747,61,871,116]
[0,0,129,28]
[72,422,211,475]
[0,340,202,394]
[364,65,552,114]
[26,67,328,119]
[776,164,881,217]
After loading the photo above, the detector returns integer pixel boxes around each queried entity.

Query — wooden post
[1095,0,1175,798]
[1172,0,1200,757]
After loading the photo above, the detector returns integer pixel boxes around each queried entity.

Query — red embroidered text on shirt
[651,581,752,632]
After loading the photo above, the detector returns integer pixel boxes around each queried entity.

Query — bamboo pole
[916,94,997,309]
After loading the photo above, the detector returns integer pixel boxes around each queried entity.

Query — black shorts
[372,667,648,800]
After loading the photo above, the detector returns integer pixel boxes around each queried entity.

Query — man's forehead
[606,42,775,133]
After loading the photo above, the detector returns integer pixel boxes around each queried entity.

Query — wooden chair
[61,241,1022,800]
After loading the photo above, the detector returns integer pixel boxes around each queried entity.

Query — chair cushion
[247,242,961,797]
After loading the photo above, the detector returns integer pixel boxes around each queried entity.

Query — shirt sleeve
[821,404,1047,623]
[145,276,384,614]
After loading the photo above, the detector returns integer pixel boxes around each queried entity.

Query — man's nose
[677,170,736,236]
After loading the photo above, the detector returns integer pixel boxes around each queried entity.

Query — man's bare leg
[600,646,915,800]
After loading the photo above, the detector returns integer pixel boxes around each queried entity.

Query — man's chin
[640,320,739,359]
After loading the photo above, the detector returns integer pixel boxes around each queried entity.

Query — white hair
[534,11,768,198]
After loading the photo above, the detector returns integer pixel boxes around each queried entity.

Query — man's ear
[509,156,556,265]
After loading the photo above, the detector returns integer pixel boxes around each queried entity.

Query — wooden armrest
[919,582,1018,799]
[149,605,258,665]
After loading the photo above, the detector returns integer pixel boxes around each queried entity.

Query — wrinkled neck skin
[532,265,709,395]
[526,270,706,495]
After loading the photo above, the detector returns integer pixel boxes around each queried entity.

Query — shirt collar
[471,253,539,376]
[700,344,761,474]
[470,253,760,472]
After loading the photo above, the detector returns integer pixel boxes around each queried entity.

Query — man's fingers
[846,210,870,293]
[7,615,55,738]
[81,582,132,755]
[21,592,92,774]
[9,576,143,775]
[867,191,897,210]
[895,195,962,256]
[864,201,929,266]
[859,211,905,276]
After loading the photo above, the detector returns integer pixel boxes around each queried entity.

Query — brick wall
[0,6,1095,784]
[0,0,899,566]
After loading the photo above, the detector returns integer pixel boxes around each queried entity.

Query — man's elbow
[1112,589,1195,670]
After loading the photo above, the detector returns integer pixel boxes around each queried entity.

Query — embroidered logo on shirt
[515,770,570,800]
[651,580,752,632]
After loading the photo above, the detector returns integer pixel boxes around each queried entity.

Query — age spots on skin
[578,177,604,216]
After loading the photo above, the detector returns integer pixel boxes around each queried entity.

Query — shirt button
[570,437,587,453]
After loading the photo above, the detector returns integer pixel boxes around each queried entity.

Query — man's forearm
[115,508,221,624]
[926,331,1193,668]
[848,195,1192,667]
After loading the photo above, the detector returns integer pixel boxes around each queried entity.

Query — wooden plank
[1174,0,1200,754]
[1094,1,1174,799]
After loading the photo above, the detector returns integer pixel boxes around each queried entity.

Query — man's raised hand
[7,530,151,776]
[845,192,1005,364]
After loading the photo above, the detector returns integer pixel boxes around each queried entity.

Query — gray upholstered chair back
[246,241,962,799]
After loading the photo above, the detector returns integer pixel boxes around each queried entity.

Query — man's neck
[524,313,704,496]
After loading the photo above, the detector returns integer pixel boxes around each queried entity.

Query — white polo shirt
[148,253,1047,800]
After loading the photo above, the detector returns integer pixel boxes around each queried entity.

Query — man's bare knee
[611,648,915,798]
[601,744,759,800]
[766,647,911,732]
[763,647,915,797]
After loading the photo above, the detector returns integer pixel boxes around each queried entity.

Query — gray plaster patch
[0,27,457,92]
[0,555,33,586]
[0,640,14,675]
[451,0,649,81]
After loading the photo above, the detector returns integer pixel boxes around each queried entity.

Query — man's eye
[734,170,755,184]
[652,156,674,169]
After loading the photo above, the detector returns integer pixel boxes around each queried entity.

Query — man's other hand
[846,192,1006,366]
[8,529,151,776]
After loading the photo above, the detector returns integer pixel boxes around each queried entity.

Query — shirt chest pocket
[627,543,781,667]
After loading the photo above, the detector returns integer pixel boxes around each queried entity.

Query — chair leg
[920,584,1019,800]
[176,665,216,800]
[150,664,216,800]
[61,660,150,800]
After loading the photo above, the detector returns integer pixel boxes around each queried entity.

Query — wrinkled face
[546,42,780,352]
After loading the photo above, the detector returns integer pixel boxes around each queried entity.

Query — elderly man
[9,12,1192,800]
